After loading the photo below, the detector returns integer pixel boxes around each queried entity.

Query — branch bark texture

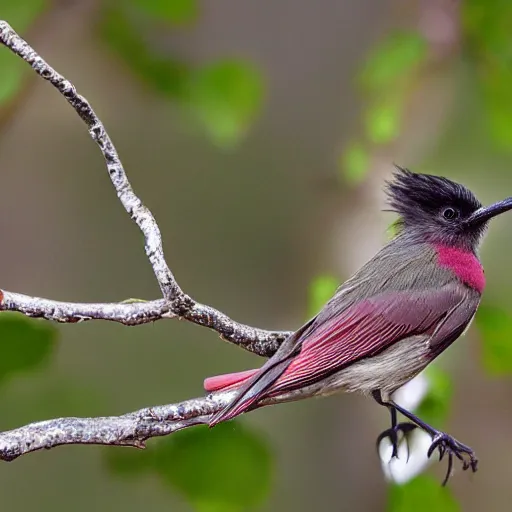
[0,19,298,460]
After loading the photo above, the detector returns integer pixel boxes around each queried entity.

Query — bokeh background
[1,0,512,510]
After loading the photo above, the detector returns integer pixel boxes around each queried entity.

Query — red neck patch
[435,244,485,293]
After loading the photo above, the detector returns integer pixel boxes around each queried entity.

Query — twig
[0,20,290,358]
[0,291,172,325]
[0,289,289,355]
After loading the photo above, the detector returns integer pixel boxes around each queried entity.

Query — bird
[202,166,512,484]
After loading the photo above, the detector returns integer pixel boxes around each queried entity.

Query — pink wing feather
[207,284,474,426]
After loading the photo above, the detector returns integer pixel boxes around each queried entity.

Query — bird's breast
[435,244,485,293]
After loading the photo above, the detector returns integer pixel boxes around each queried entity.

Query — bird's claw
[377,422,417,460]
[377,423,478,486]
[427,432,478,486]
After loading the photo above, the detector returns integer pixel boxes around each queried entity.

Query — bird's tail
[203,369,261,426]
[204,369,259,392]
[207,358,292,427]
[205,321,312,427]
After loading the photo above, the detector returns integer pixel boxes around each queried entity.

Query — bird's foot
[377,421,417,459]
[427,431,478,486]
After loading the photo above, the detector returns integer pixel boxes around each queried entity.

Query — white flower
[392,373,429,411]
[379,428,433,484]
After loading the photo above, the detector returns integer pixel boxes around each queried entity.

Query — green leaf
[0,0,48,106]
[99,7,190,98]
[186,60,264,147]
[476,304,512,374]
[0,313,56,385]
[365,99,401,144]
[308,275,338,318]
[480,68,512,149]
[1,0,47,32]
[0,50,25,106]
[462,0,512,65]
[386,221,401,240]
[388,475,459,512]
[462,1,512,150]
[340,141,369,185]
[106,422,274,510]
[153,422,273,512]
[416,366,452,427]
[131,0,198,24]
[359,32,427,92]
[100,8,264,146]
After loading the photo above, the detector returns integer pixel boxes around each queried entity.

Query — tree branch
[0,20,290,358]
[0,289,289,355]
[0,291,172,325]
[0,19,298,461]
[0,391,236,461]
[0,381,328,461]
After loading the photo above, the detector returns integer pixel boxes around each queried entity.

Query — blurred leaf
[131,0,198,24]
[106,421,273,510]
[99,7,190,98]
[0,313,56,386]
[365,99,401,144]
[462,0,512,65]
[340,141,369,184]
[388,475,459,512]
[1,0,47,31]
[359,32,427,92]
[153,422,273,512]
[0,50,25,106]
[186,60,264,147]
[386,220,402,241]
[462,1,512,150]
[0,0,48,106]
[308,275,338,318]
[416,366,452,427]
[100,9,263,146]
[480,69,512,149]
[476,304,512,375]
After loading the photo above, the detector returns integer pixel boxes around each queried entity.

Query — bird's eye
[442,207,458,220]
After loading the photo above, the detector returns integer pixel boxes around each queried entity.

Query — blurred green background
[1,0,512,510]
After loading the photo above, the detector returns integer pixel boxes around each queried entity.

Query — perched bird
[203,167,512,483]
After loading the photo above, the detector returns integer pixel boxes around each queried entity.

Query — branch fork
[0,20,295,461]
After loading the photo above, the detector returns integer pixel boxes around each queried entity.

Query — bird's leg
[373,390,416,459]
[375,392,478,485]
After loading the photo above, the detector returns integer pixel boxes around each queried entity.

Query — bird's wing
[208,282,479,425]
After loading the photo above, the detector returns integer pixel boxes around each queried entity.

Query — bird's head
[386,166,512,252]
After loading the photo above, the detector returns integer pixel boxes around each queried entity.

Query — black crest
[385,166,485,249]
[386,166,481,222]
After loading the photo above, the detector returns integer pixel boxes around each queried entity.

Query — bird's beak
[467,197,512,226]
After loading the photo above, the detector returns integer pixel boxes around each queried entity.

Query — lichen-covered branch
[0,20,290,358]
[0,291,172,325]
[0,391,235,461]
[0,289,289,355]
[0,388,314,461]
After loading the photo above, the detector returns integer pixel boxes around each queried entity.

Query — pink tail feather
[209,394,262,427]
[204,369,258,392]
